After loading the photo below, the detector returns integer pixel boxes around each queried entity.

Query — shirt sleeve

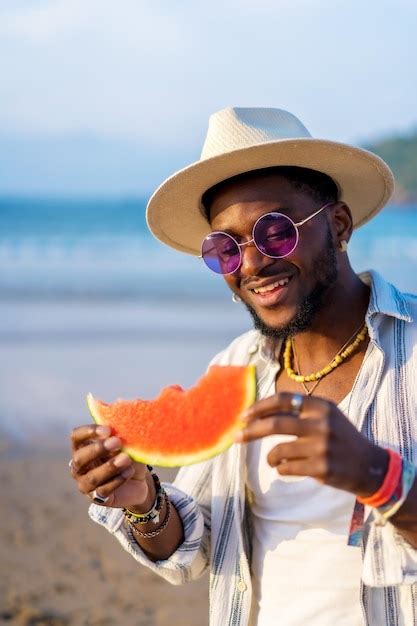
[88,460,213,586]
[362,501,417,587]
[87,332,255,585]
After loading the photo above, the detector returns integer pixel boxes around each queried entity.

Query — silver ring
[91,489,110,504]
[290,393,304,415]
[68,459,74,469]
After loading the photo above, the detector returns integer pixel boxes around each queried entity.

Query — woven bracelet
[357,449,402,507]
[375,459,416,525]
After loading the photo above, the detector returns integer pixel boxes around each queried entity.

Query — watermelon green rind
[87,393,104,426]
[86,365,256,467]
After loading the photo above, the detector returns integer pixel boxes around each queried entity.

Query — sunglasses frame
[200,202,334,275]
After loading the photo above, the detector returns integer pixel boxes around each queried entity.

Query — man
[70,108,417,625]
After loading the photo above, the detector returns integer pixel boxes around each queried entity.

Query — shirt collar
[361,270,413,324]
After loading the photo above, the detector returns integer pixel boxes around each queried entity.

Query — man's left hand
[236,392,389,498]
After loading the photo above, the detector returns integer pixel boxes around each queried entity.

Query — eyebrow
[212,208,294,234]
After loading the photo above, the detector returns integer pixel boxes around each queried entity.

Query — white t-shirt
[246,396,363,626]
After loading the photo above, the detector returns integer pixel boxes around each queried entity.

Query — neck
[290,270,370,363]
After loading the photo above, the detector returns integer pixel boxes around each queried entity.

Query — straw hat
[146,107,394,255]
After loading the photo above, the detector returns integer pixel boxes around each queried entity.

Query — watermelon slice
[87,365,256,467]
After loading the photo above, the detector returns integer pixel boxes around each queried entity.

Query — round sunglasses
[200,202,333,275]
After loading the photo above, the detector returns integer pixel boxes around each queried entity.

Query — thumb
[131,461,149,481]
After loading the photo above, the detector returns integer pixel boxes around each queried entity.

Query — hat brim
[146,138,394,256]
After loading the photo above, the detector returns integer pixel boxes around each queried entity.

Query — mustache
[239,262,295,290]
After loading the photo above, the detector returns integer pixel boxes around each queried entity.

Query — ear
[329,202,353,245]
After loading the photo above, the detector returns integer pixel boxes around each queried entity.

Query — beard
[243,226,338,341]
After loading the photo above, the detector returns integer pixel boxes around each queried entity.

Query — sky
[0,0,416,195]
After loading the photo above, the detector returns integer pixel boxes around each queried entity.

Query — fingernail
[96,425,111,437]
[113,452,130,467]
[103,436,121,451]
[122,467,134,478]
[234,431,244,443]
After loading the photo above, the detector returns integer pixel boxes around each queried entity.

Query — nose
[239,241,274,276]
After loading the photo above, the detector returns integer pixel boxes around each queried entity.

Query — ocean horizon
[1,196,417,301]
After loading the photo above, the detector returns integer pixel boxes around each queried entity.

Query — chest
[275,341,369,405]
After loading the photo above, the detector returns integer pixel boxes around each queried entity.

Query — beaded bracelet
[123,466,165,525]
[127,493,171,539]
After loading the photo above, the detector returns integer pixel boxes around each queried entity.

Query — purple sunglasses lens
[201,214,298,274]
[254,213,297,257]
[201,233,241,274]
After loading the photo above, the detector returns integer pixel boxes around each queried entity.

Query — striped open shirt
[90,271,417,625]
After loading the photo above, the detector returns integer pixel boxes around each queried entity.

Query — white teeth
[253,277,289,294]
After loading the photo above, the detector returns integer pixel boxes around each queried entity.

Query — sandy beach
[0,445,208,626]
[0,299,250,626]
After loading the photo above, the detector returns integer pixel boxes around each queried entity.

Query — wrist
[356,445,390,498]
[128,470,156,514]
[129,494,171,538]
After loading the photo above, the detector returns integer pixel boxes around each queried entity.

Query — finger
[87,466,136,507]
[266,437,325,467]
[236,415,323,443]
[78,452,133,495]
[243,392,329,423]
[71,424,112,452]
[277,456,328,480]
[72,436,122,474]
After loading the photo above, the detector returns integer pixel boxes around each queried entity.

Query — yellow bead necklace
[284,322,368,394]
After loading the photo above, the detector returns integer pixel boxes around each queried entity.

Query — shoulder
[377,287,417,359]
[390,286,417,336]
[208,329,261,366]
[364,271,417,336]
[403,291,417,323]
[403,293,417,346]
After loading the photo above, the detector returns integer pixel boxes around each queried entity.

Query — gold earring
[339,240,348,252]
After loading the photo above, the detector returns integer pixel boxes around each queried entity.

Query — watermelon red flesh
[87,365,256,467]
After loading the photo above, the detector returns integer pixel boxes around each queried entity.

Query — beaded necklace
[284,322,368,396]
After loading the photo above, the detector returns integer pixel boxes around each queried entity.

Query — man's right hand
[69,424,151,509]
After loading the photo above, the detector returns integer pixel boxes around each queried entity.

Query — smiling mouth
[251,277,290,294]
[247,275,293,308]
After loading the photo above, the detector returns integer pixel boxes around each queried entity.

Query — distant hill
[364,130,417,203]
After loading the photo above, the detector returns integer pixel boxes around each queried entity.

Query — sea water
[1,196,416,301]
[0,197,416,442]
